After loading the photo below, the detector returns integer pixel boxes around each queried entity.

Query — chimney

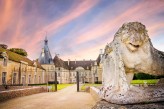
[75,59,76,64]
[68,59,70,66]
[99,49,103,59]
[99,49,103,55]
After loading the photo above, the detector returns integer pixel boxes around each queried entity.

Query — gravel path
[0,85,95,109]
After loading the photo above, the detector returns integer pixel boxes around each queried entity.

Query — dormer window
[3,58,7,66]
[2,52,8,66]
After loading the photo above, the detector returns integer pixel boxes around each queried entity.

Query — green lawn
[81,79,159,91]
[40,84,74,91]
[130,79,159,84]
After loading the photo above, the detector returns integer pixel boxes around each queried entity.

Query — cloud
[74,1,164,46]
[0,0,99,59]
[21,0,99,59]
[0,0,13,34]
[26,0,99,47]
[60,1,164,60]
[0,0,163,60]
[148,23,164,37]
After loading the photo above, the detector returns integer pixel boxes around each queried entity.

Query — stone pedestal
[92,100,164,109]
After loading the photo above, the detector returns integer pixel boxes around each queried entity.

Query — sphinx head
[116,22,149,52]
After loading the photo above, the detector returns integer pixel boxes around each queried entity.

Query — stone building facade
[0,45,46,86]
[38,37,103,84]
[53,55,103,84]
[0,37,103,85]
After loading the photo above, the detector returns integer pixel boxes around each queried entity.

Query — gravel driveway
[0,85,95,109]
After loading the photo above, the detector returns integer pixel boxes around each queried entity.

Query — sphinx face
[121,28,149,52]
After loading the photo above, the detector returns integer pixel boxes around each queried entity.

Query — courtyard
[0,85,95,109]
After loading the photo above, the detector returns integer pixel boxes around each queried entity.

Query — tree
[9,48,28,57]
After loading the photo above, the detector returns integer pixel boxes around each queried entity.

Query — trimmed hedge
[28,83,47,86]
[94,81,102,84]
[48,81,59,84]
[133,73,164,80]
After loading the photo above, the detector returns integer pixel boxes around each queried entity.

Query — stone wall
[0,86,46,102]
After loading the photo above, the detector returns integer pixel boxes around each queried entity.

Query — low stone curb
[0,87,46,102]
[90,86,100,102]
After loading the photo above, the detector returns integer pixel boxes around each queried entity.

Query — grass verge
[81,79,159,91]
[39,84,74,91]
[131,79,159,84]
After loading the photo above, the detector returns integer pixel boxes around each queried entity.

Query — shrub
[134,72,163,80]
[48,81,59,84]
[94,81,102,84]
[9,48,28,56]
[28,83,47,86]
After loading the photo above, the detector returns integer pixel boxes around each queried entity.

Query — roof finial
[44,31,48,45]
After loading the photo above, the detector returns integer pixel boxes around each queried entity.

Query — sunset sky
[0,0,164,61]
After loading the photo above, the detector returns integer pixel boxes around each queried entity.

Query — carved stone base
[99,84,164,104]
[92,100,164,109]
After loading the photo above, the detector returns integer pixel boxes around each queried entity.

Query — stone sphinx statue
[99,22,164,104]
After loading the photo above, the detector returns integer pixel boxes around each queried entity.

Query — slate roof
[38,37,53,64]
[0,47,44,70]
[65,60,95,70]
[53,55,95,70]
[96,54,102,66]
[53,55,68,69]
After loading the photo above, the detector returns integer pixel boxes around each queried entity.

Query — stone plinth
[92,100,164,109]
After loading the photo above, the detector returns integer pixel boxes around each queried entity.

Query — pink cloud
[61,37,111,60]
[148,23,164,37]
[0,0,99,59]
[61,43,105,60]
[0,0,13,33]
[74,1,164,46]
[14,0,100,59]
[62,1,164,60]
[26,0,99,47]
[0,0,163,60]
